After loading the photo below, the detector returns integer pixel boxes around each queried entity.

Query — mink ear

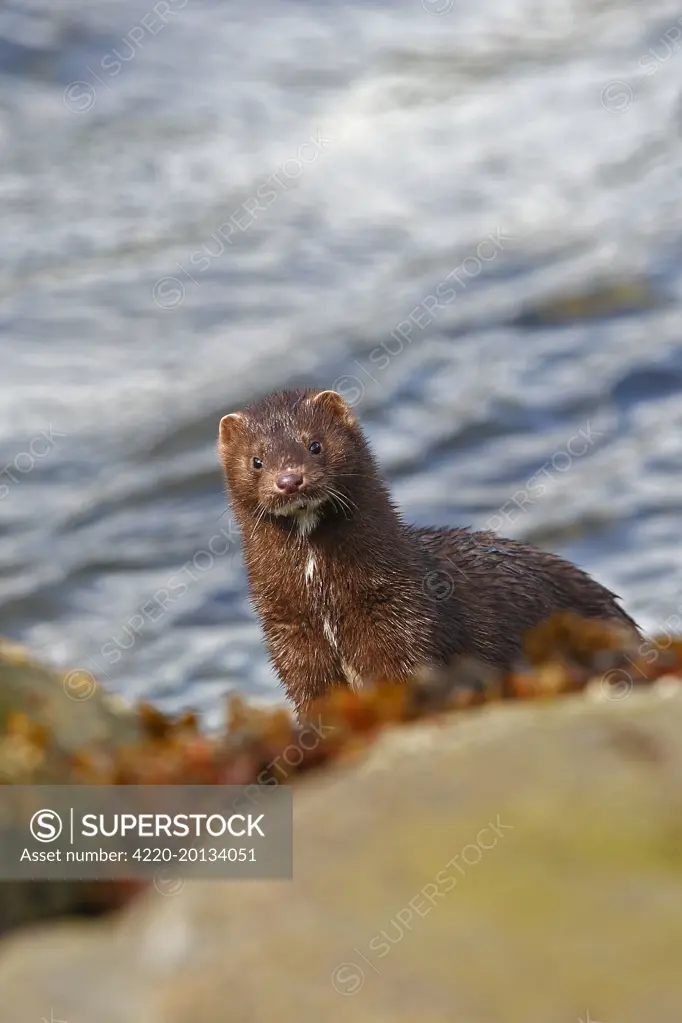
[310,390,355,426]
[218,413,245,453]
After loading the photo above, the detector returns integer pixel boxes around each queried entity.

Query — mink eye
[252,457,263,470]
[308,441,322,455]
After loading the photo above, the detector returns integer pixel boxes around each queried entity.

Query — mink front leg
[263,619,347,713]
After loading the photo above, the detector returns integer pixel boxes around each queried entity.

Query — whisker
[327,493,345,518]
[250,503,267,543]
[327,487,355,519]
[331,485,358,513]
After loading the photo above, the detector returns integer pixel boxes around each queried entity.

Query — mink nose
[276,471,304,495]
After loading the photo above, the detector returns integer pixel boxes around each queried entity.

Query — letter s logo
[30,809,63,842]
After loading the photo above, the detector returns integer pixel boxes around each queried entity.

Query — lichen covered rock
[0,685,681,1023]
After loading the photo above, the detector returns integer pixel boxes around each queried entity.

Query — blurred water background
[1,0,682,726]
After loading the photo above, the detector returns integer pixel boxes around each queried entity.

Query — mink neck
[319,473,405,542]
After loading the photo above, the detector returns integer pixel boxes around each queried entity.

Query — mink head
[219,389,376,523]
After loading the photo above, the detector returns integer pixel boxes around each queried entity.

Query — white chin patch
[271,497,324,536]
[296,510,320,538]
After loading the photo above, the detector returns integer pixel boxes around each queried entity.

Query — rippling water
[1,0,682,725]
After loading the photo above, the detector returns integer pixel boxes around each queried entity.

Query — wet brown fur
[219,389,639,713]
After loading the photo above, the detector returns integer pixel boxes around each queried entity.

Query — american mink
[219,388,639,712]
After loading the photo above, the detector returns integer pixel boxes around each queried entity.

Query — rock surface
[0,639,140,773]
[1,684,681,1022]
[0,641,144,933]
